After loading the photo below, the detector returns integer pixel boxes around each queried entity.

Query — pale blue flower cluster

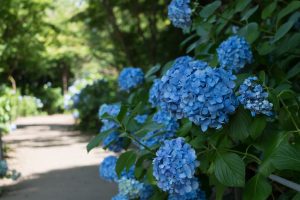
[0,160,8,177]
[99,103,121,119]
[140,110,178,148]
[118,178,144,199]
[168,0,192,29]
[238,77,273,116]
[134,114,148,124]
[99,156,118,182]
[149,79,162,107]
[168,188,206,200]
[139,184,154,200]
[112,194,128,200]
[118,67,144,91]
[98,103,125,152]
[159,56,238,131]
[99,156,135,183]
[217,35,253,72]
[153,137,200,195]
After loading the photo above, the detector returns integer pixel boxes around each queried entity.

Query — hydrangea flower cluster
[112,194,128,200]
[99,156,135,183]
[168,0,192,30]
[99,103,121,119]
[0,160,8,177]
[168,188,206,200]
[153,137,199,195]
[140,110,178,148]
[238,76,273,116]
[134,114,148,124]
[217,35,253,72]
[149,79,162,107]
[158,56,238,131]
[99,156,118,182]
[118,178,144,199]
[139,184,154,200]
[118,67,144,91]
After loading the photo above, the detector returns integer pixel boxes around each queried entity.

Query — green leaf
[210,174,226,200]
[116,150,137,177]
[145,64,160,79]
[243,175,272,200]
[250,116,267,139]
[229,108,252,141]
[257,41,275,55]
[287,62,300,79]
[262,2,277,19]
[238,22,259,43]
[177,121,192,137]
[146,165,156,184]
[235,0,251,13]
[190,135,206,149]
[117,104,128,122]
[214,152,245,187]
[273,21,294,42]
[277,1,300,24]
[241,5,259,21]
[86,129,113,152]
[272,143,300,171]
[199,1,221,18]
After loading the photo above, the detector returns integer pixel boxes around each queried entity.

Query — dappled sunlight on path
[0,115,117,200]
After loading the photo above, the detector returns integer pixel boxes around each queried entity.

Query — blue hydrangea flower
[0,160,8,177]
[118,178,144,199]
[217,35,253,72]
[139,184,154,200]
[159,56,238,131]
[99,156,118,182]
[103,131,126,153]
[118,67,144,91]
[99,103,121,120]
[99,156,135,182]
[168,188,206,200]
[138,110,178,148]
[168,0,192,30]
[238,76,273,116]
[134,114,148,124]
[112,194,129,200]
[153,137,200,195]
[149,79,162,107]
[159,56,194,118]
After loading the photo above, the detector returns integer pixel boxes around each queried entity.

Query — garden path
[0,114,117,200]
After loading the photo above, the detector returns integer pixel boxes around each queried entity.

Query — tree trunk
[62,64,68,95]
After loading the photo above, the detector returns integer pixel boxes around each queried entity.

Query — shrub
[89,1,300,199]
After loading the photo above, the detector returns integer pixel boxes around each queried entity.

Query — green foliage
[83,0,300,199]
[73,79,117,132]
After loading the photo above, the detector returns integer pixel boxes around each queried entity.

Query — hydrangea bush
[88,1,300,199]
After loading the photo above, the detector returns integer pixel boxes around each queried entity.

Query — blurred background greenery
[0,0,184,131]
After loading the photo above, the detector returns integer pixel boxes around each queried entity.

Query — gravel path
[0,115,117,200]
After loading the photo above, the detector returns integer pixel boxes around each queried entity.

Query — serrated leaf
[199,1,221,18]
[214,153,245,187]
[116,150,136,177]
[117,104,128,122]
[146,165,156,184]
[241,5,259,21]
[243,175,272,200]
[229,108,252,141]
[261,2,277,19]
[250,117,267,139]
[272,143,300,171]
[257,41,275,55]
